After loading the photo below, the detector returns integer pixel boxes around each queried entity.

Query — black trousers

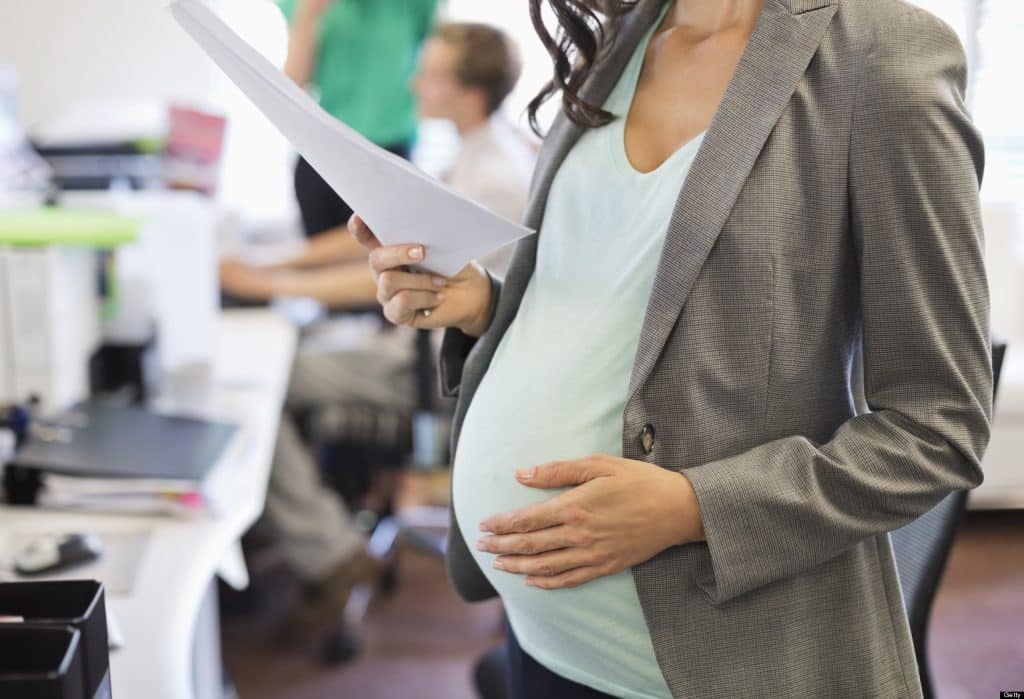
[292,141,412,238]
[505,623,618,699]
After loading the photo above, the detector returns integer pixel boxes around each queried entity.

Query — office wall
[0,0,295,223]
[0,0,214,129]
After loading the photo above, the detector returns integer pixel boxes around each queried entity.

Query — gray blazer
[439,0,991,696]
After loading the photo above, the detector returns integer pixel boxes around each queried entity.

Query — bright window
[209,0,295,225]
[909,0,1024,201]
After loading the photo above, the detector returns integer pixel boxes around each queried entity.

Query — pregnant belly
[450,380,671,697]
[451,410,572,568]
[451,358,625,596]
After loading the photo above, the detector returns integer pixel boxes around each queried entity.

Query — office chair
[307,327,455,664]
[309,328,445,516]
[352,327,455,570]
[890,340,1007,699]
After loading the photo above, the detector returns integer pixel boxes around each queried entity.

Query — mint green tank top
[452,4,705,697]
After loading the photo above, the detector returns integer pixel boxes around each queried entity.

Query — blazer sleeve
[438,271,503,397]
[683,10,991,606]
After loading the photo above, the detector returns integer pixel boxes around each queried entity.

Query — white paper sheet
[169,0,534,277]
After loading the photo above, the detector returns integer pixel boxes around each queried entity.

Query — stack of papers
[37,475,208,518]
[8,403,238,518]
[169,0,534,277]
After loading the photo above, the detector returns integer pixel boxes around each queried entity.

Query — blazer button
[640,424,656,455]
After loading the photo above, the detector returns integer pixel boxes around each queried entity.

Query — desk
[0,309,297,698]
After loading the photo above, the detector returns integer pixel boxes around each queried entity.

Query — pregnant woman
[352,0,991,697]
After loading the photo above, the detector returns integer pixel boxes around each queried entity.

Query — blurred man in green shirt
[279,0,437,237]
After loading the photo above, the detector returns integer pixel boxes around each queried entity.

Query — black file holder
[0,580,111,699]
[0,624,86,699]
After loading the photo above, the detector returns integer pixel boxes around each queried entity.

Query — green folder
[0,208,140,248]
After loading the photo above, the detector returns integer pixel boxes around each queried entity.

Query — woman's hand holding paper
[350,214,495,337]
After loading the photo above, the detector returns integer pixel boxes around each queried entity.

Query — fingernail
[525,578,536,587]
[493,559,506,571]
[409,246,424,260]
[517,468,535,481]
[432,277,446,288]
[479,522,491,532]
[476,539,487,551]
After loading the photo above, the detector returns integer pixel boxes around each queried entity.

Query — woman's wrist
[296,0,331,23]
[671,472,706,545]
[457,266,496,338]
[293,11,321,33]
[458,300,493,338]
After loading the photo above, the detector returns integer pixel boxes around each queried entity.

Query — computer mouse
[12,533,103,576]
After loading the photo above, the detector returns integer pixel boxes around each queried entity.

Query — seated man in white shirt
[220,22,534,644]
[413,22,537,274]
[219,22,533,301]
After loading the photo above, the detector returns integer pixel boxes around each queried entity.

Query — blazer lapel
[627,0,839,399]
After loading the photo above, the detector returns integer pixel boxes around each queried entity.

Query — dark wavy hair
[527,0,639,136]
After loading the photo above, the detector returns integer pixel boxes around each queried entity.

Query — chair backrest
[415,329,436,413]
[891,490,968,635]
[890,340,1006,697]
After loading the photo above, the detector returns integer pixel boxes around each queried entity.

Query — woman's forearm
[272,264,378,310]
[284,6,323,86]
[280,227,368,270]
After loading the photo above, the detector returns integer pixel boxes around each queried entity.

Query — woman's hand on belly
[475,455,706,590]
